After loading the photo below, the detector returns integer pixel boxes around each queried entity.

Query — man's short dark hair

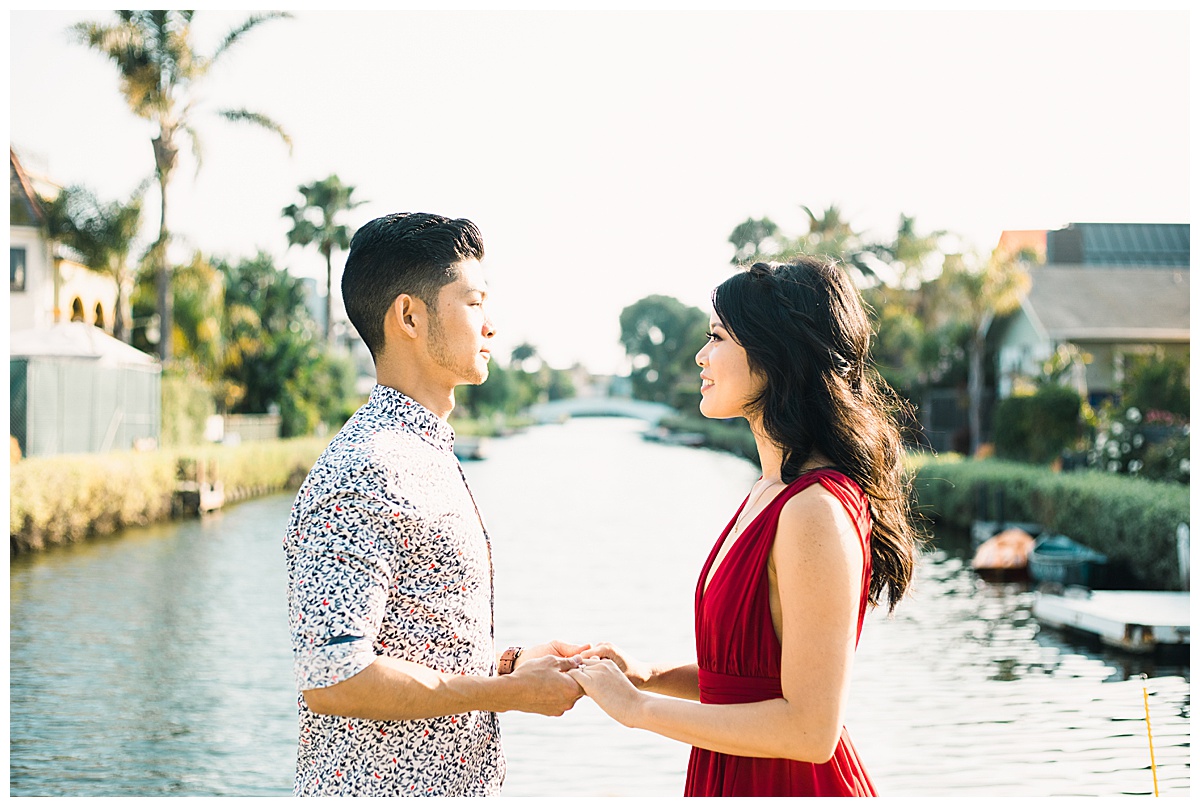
[341,212,485,358]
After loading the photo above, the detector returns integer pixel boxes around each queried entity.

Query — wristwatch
[498,646,523,676]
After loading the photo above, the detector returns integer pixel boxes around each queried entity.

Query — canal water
[8,417,1190,797]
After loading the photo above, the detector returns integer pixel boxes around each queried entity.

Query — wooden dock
[173,457,226,516]
[1032,590,1190,653]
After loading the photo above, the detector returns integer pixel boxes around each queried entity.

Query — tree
[619,295,710,412]
[728,217,780,264]
[216,251,355,435]
[74,10,293,363]
[170,250,226,375]
[940,249,1030,454]
[729,205,892,290]
[282,175,366,341]
[867,213,948,299]
[39,183,147,342]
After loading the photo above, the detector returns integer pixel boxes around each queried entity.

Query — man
[285,212,585,796]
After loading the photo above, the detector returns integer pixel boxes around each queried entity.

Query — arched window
[70,297,85,322]
[94,302,107,329]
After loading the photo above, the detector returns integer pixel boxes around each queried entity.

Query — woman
[568,257,922,797]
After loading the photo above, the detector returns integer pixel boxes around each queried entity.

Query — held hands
[502,639,652,724]
[566,656,646,728]
[579,642,653,690]
[504,639,591,717]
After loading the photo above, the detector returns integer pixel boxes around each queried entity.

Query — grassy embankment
[9,437,331,555]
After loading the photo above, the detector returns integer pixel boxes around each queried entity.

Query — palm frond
[218,108,293,154]
[70,20,142,55]
[210,12,293,65]
[182,123,205,177]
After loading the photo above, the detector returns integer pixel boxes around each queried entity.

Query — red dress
[685,468,877,797]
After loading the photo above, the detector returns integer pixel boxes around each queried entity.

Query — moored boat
[972,527,1034,568]
[1028,533,1109,588]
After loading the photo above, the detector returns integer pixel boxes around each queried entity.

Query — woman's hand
[580,642,653,690]
[566,657,646,728]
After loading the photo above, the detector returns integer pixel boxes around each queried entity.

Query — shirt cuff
[294,635,377,691]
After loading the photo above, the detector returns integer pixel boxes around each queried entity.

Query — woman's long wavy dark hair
[712,257,922,612]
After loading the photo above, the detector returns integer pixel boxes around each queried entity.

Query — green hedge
[9,437,330,555]
[911,457,1190,590]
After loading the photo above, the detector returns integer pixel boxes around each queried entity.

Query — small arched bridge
[526,396,676,426]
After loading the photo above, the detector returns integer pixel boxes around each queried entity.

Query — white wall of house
[9,223,54,331]
[9,224,117,333]
[996,307,1050,397]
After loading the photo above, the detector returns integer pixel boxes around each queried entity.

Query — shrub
[1121,349,1189,418]
[1084,405,1189,485]
[993,385,1082,464]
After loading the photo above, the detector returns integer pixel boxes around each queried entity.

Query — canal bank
[9,418,1189,797]
[8,436,331,555]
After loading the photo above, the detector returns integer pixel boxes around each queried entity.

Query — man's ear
[388,293,425,340]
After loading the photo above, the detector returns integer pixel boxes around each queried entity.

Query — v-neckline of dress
[701,480,783,600]
[700,467,842,601]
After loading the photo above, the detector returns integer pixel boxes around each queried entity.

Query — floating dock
[453,436,489,461]
[1032,590,1190,653]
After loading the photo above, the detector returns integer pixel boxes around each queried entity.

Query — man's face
[425,259,495,387]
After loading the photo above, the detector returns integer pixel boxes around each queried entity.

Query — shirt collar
[369,384,456,454]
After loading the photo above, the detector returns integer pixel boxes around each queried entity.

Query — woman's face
[695,314,763,420]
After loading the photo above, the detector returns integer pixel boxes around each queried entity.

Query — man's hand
[502,654,585,716]
[515,639,591,669]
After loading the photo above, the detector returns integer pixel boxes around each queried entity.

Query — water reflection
[8,418,1190,797]
[847,545,1190,797]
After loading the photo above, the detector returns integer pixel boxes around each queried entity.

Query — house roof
[1046,223,1190,267]
[1021,265,1190,342]
[9,147,45,226]
[9,322,159,367]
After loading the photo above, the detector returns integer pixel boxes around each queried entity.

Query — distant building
[986,222,1189,407]
[9,148,118,334]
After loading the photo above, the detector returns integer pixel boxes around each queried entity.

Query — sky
[8,6,1192,374]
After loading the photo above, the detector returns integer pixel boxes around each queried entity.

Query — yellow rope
[1142,677,1159,797]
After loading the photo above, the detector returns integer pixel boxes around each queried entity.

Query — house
[9,147,159,457]
[9,147,117,333]
[987,222,1189,407]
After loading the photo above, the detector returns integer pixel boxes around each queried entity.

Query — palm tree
[73,10,293,363]
[282,175,366,341]
[942,249,1031,454]
[40,183,148,342]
